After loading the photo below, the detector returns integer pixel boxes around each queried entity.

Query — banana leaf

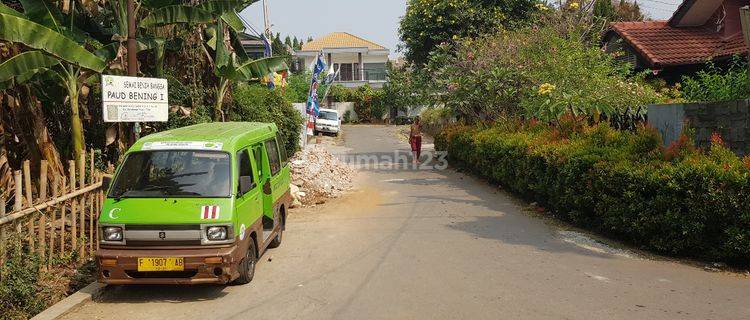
[0,13,106,72]
[19,0,64,32]
[94,37,166,61]
[0,3,26,18]
[139,6,217,27]
[140,0,182,9]
[229,29,249,62]
[196,0,258,14]
[94,42,120,61]
[221,11,244,32]
[205,24,218,50]
[214,19,233,75]
[0,51,60,82]
[235,56,288,81]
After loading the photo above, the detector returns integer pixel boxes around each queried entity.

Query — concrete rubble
[289,144,355,206]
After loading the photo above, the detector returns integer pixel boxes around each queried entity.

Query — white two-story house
[296,32,390,88]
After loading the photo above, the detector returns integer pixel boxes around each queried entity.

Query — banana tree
[139,0,288,121]
[0,1,106,162]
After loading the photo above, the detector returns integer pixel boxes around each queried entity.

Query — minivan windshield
[319,110,338,121]
[109,150,231,198]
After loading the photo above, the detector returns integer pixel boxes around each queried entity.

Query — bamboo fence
[0,149,107,266]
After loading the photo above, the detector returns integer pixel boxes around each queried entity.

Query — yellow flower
[569,2,580,9]
[535,3,550,11]
[538,83,556,95]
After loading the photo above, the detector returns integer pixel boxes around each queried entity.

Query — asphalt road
[63,125,750,320]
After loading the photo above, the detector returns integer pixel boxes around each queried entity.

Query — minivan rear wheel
[268,217,283,248]
[234,238,256,285]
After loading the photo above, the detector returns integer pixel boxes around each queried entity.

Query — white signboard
[102,75,168,122]
[142,141,224,151]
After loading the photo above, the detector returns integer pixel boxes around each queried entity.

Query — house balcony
[334,66,388,88]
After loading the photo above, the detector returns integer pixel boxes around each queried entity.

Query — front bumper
[96,245,240,285]
[315,125,339,133]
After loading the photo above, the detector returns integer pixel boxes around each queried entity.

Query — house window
[364,63,387,81]
[339,63,353,81]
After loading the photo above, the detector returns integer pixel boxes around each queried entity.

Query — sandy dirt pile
[289,144,355,206]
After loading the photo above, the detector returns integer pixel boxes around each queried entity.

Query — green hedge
[436,122,750,266]
[230,83,304,155]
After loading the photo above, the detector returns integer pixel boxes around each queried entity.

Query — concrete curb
[31,282,106,320]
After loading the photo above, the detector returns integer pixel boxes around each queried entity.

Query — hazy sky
[240,0,681,60]
[240,0,408,58]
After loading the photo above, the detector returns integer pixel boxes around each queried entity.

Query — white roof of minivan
[319,108,338,113]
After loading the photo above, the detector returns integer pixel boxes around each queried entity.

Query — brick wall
[647,100,750,155]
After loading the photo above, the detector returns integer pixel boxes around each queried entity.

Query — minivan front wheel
[234,238,256,285]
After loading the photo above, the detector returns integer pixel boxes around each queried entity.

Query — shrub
[231,84,304,154]
[436,121,750,266]
[400,5,667,124]
[421,107,454,136]
[681,57,750,102]
[0,242,46,319]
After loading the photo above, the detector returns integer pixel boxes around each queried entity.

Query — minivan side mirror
[239,176,255,195]
[101,175,112,191]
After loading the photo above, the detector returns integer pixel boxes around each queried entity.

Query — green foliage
[593,0,615,19]
[418,24,664,122]
[436,122,750,266]
[283,72,312,103]
[0,242,45,319]
[681,57,750,102]
[349,85,387,122]
[399,0,538,67]
[343,110,352,123]
[329,85,354,102]
[231,83,303,154]
[382,64,431,112]
[421,107,453,134]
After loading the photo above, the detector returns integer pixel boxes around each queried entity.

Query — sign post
[102,75,169,123]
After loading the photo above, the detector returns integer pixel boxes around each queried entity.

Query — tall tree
[399,0,538,67]
[615,0,646,21]
[292,36,299,50]
[593,0,615,20]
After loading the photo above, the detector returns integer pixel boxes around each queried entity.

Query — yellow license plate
[137,257,184,272]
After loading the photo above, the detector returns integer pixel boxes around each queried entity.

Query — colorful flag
[261,34,272,57]
[323,65,336,85]
[306,52,327,117]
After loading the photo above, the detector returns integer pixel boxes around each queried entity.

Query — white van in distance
[315,108,341,136]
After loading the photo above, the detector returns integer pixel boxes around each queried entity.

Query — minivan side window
[276,132,288,166]
[265,139,281,176]
[237,149,253,193]
[252,145,263,178]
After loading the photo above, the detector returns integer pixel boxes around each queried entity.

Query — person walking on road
[409,116,422,165]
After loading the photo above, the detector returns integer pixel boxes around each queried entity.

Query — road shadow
[376,168,618,261]
[96,284,229,304]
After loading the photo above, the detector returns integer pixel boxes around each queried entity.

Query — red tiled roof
[609,21,748,67]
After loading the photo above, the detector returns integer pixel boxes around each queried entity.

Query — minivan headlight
[103,227,123,241]
[206,226,228,241]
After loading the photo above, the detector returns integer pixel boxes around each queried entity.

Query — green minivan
[96,122,292,285]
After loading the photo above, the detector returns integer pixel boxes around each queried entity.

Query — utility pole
[126,0,139,142]
[127,0,137,77]
[262,0,272,55]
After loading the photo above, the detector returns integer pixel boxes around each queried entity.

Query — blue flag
[306,52,327,117]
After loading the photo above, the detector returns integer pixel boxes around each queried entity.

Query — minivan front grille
[125,240,202,247]
[126,224,201,231]
[123,225,203,246]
